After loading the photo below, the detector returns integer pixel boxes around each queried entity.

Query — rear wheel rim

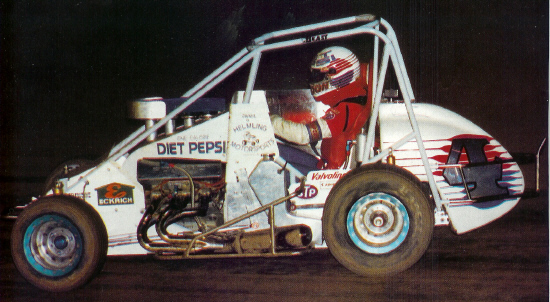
[23,214,83,277]
[347,192,409,254]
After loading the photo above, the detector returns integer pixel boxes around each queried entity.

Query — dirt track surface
[0,2,547,301]
[1,193,547,301]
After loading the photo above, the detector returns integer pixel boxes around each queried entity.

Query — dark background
[0,1,548,198]
[0,2,548,300]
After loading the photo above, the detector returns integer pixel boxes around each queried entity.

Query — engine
[135,158,313,256]
[137,159,225,232]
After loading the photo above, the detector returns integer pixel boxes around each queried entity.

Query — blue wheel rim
[347,193,409,254]
[23,214,83,277]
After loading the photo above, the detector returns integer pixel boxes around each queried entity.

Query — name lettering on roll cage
[304,34,328,43]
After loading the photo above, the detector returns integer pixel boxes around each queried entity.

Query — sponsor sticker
[156,141,226,155]
[310,171,344,181]
[96,183,135,206]
[67,192,92,200]
[297,185,319,199]
[230,121,275,153]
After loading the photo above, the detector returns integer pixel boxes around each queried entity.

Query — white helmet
[309,46,364,106]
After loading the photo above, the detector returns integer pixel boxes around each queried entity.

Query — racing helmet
[309,46,366,106]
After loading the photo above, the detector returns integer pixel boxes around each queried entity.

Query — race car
[9,14,543,292]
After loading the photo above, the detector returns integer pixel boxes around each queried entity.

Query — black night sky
[1,0,548,191]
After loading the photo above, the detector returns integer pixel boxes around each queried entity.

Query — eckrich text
[96,183,135,206]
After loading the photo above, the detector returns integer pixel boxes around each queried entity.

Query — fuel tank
[379,103,524,234]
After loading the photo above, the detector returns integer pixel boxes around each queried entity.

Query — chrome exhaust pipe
[232,225,312,253]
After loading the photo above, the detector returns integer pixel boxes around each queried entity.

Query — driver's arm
[270,115,332,145]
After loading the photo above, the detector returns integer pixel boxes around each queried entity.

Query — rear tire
[322,164,433,275]
[11,196,108,292]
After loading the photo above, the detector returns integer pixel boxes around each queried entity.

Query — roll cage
[105,14,445,211]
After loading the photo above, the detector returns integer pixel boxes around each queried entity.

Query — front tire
[322,164,433,276]
[11,196,108,292]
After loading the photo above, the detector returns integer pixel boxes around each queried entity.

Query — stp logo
[298,185,318,199]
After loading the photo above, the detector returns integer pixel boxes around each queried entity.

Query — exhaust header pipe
[232,225,313,254]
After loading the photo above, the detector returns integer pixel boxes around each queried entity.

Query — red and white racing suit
[271,96,370,169]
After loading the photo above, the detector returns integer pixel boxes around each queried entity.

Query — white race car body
[55,89,524,255]
[11,14,536,291]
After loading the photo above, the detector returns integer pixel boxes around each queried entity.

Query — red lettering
[311,172,343,181]
[105,184,127,199]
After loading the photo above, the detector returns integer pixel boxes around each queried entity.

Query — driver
[271,46,372,169]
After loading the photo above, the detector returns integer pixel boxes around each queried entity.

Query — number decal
[443,138,508,200]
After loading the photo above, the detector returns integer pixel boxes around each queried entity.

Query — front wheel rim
[23,214,83,277]
[347,193,409,254]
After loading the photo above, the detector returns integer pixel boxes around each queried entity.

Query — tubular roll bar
[85,14,445,210]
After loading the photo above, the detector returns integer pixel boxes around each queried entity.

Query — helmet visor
[309,67,336,84]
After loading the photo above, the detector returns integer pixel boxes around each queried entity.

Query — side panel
[225,91,279,229]
[288,169,347,220]
[379,103,524,234]
[61,161,148,255]
[59,114,231,256]
[223,91,325,245]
